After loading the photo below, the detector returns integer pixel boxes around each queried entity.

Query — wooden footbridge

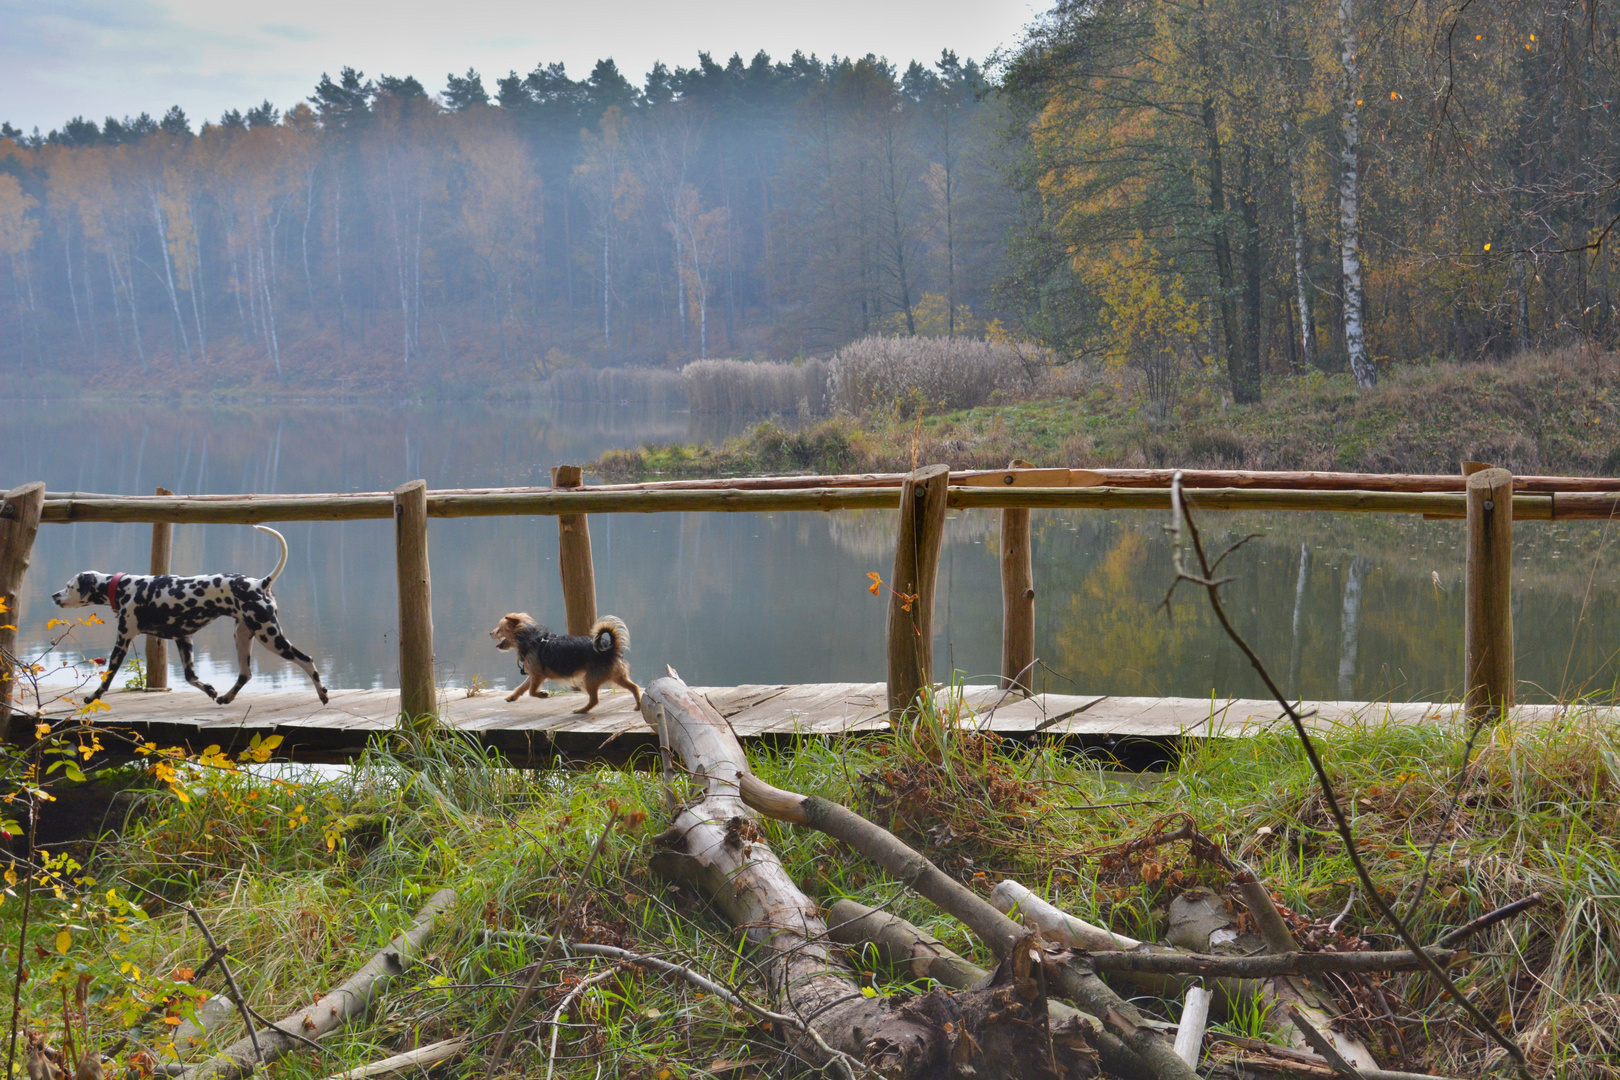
[4,462,1618,762]
[11,680,1601,765]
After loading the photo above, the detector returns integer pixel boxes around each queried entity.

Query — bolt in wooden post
[887,464,950,716]
[999,461,1036,695]
[0,483,46,728]
[144,486,174,691]
[1465,467,1514,719]
[551,465,597,636]
[394,480,436,725]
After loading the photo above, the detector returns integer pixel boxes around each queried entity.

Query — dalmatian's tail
[253,525,290,586]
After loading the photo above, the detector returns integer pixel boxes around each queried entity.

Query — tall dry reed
[681,358,831,415]
[829,335,1053,416]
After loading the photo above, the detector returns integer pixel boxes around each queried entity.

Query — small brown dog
[489,613,642,714]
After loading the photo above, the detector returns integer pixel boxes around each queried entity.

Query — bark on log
[642,675,1100,1080]
[734,772,1201,1080]
[180,889,456,1080]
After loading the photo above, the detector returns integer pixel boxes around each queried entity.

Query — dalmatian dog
[51,525,330,707]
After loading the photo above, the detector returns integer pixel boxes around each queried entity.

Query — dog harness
[107,572,125,610]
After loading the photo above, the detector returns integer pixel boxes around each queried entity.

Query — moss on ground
[7,700,1619,1078]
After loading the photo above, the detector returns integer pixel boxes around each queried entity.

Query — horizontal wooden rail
[36,466,1620,503]
[30,484,1620,524]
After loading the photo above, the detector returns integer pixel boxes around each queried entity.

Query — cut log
[642,675,1100,1080]
[181,889,456,1080]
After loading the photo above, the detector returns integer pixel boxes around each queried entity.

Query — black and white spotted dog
[51,525,330,706]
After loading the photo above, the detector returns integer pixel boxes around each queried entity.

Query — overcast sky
[2,0,1041,133]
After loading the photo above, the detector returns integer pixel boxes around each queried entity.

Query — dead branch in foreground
[730,726,1203,1080]
[642,674,1101,1080]
[179,889,456,1080]
[1163,473,1532,1078]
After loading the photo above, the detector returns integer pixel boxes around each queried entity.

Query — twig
[483,932,805,1029]
[1330,889,1358,935]
[1083,946,1458,978]
[240,1001,337,1059]
[1163,472,1532,1078]
[544,965,623,1080]
[180,905,264,1067]
[489,814,618,1064]
[1436,894,1542,949]
[1287,1004,1366,1079]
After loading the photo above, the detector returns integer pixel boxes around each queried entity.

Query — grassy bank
[8,700,1617,1078]
[594,348,1620,479]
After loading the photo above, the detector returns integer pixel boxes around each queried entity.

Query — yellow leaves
[80,698,110,715]
[1484,242,1492,252]
[55,929,71,954]
[0,173,40,259]
[238,733,282,764]
[35,723,51,741]
[867,571,882,596]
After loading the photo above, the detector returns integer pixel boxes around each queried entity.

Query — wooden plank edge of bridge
[11,682,1613,767]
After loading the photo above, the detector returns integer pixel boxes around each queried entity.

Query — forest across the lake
[2,0,1618,410]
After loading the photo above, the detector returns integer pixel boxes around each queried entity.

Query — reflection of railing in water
[3,464,1613,726]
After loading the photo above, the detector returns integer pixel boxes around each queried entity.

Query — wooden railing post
[887,464,950,716]
[394,480,435,723]
[1465,467,1514,718]
[144,486,174,690]
[551,465,597,636]
[999,461,1037,695]
[0,483,47,726]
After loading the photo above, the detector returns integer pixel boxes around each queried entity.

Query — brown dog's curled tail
[590,616,630,656]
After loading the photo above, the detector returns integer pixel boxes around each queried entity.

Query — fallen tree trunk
[180,889,457,1080]
[642,675,1100,1080]
[732,749,1201,1080]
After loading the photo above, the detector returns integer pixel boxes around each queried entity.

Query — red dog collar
[107,572,125,609]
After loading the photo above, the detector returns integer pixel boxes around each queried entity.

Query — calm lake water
[9,402,1620,706]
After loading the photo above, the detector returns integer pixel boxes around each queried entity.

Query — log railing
[8,463,1602,725]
